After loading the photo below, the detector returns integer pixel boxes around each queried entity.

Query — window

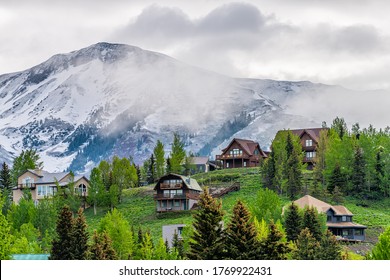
[306,152,316,158]
[23,177,34,188]
[355,229,364,235]
[176,189,183,195]
[163,190,170,197]
[177,227,183,235]
[37,185,54,197]
[229,149,242,156]
[305,139,313,147]
[327,216,332,222]
[226,162,229,168]
[75,184,87,196]
[243,161,247,167]
[254,149,259,155]
[162,201,167,207]
[174,200,180,207]
[342,216,347,222]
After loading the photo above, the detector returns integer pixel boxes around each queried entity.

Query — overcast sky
[1,0,390,91]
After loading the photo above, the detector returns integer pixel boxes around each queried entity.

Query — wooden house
[216,138,267,169]
[154,173,202,212]
[277,128,328,169]
[294,195,367,241]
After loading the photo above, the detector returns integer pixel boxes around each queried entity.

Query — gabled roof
[327,222,367,229]
[293,195,353,216]
[155,173,202,192]
[289,128,328,143]
[23,169,89,184]
[221,138,265,157]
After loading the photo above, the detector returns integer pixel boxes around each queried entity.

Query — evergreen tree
[154,140,165,178]
[331,186,344,204]
[188,188,225,260]
[50,205,75,260]
[302,207,323,241]
[172,230,184,258]
[351,145,366,197]
[286,148,302,200]
[259,220,290,260]
[147,154,156,184]
[166,157,172,174]
[89,230,117,260]
[318,230,342,260]
[153,238,168,260]
[328,163,346,193]
[285,132,294,158]
[140,232,154,260]
[313,130,328,187]
[1,162,13,215]
[135,165,142,187]
[261,152,276,191]
[170,133,186,174]
[11,149,43,185]
[284,202,302,242]
[72,208,89,260]
[225,200,259,260]
[371,149,384,199]
[293,228,320,260]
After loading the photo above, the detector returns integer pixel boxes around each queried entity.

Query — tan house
[13,169,90,204]
[294,195,367,241]
[216,138,267,169]
[154,173,202,213]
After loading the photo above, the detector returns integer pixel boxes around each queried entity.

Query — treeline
[262,118,390,200]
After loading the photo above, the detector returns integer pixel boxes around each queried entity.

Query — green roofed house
[294,195,367,241]
[154,173,203,213]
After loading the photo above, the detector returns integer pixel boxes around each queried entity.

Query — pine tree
[188,188,225,260]
[72,208,89,260]
[50,205,75,260]
[1,162,13,215]
[285,132,294,159]
[286,148,302,200]
[166,157,172,174]
[259,221,290,260]
[101,232,117,260]
[293,228,320,260]
[172,230,184,258]
[284,202,302,242]
[225,200,259,260]
[351,145,366,197]
[0,194,12,260]
[154,140,165,178]
[302,207,323,241]
[262,152,276,191]
[318,230,342,260]
[135,165,142,187]
[89,230,117,260]
[331,186,344,204]
[328,163,346,193]
[147,154,156,184]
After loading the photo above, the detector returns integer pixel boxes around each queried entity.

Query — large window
[37,185,54,197]
[23,177,34,188]
[306,151,316,158]
[229,149,242,156]
[355,229,364,235]
[163,189,183,198]
[162,179,183,188]
[305,139,313,147]
[75,184,87,196]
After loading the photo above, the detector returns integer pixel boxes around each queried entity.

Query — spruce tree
[302,207,323,241]
[284,202,302,242]
[50,205,75,260]
[188,188,225,260]
[262,152,276,191]
[225,200,259,260]
[351,146,366,197]
[286,149,302,200]
[72,208,89,260]
[0,195,12,260]
[293,228,320,260]
[135,165,141,187]
[259,221,290,260]
[318,230,342,260]
[331,186,344,204]
[172,230,184,258]
[89,230,117,260]
[147,154,156,183]
[328,163,346,193]
[1,162,12,215]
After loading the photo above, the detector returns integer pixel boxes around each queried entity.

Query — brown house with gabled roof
[216,138,267,169]
[294,195,367,241]
[154,173,203,212]
[277,128,328,169]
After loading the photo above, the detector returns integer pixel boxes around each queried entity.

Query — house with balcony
[293,195,367,241]
[216,138,267,169]
[13,169,90,204]
[277,128,328,169]
[154,173,203,213]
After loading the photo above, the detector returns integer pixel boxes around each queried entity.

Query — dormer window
[305,139,313,147]
[229,149,242,156]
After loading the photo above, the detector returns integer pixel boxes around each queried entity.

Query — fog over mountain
[0,43,387,172]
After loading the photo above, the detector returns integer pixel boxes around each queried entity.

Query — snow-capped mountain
[0,42,366,172]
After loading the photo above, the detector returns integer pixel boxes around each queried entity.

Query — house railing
[216,154,257,160]
[17,183,36,189]
[154,192,200,200]
[160,183,183,189]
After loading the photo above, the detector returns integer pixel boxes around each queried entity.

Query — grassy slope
[84,168,390,247]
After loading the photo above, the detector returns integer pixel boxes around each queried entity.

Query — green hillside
[84,168,390,247]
